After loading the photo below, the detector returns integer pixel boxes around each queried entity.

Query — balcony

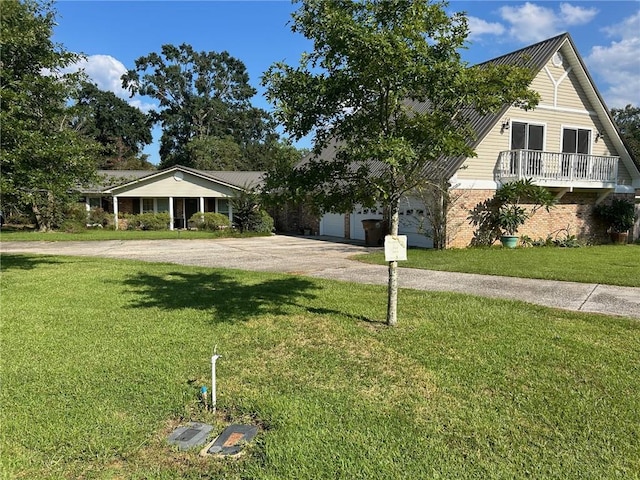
[497,150,619,188]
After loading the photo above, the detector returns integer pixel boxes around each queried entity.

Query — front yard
[1,254,638,479]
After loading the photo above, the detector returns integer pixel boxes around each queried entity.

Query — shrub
[87,207,110,227]
[58,203,88,232]
[252,209,275,234]
[126,212,170,231]
[188,212,231,231]
[594,198,636,233]
[232,190,274,233]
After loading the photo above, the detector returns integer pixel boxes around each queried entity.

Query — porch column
[169,196,174,231]
[228,201,233,224]
[113,196,119,230]
[200,197,205,213]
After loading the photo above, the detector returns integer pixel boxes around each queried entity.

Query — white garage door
[320,213,346,238]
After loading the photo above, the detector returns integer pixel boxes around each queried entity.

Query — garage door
[320,213,346,238]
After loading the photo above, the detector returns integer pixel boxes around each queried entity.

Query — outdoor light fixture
[501,118,510,132]
[596,131,603,141]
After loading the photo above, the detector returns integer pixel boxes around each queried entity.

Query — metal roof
[90,166,265,193]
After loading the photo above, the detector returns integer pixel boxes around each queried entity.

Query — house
[83,165,264,230]
[318,33,640,247]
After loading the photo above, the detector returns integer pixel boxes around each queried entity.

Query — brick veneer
[447,189,635,248]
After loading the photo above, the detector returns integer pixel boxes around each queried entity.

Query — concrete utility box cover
[167,422,213,450]
[203,424,258,456]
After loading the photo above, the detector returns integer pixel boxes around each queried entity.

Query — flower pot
[500,235,519,248]
[609,231,629,244]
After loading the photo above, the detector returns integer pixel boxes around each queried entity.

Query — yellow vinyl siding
[556,68,592,111]
[457,52,622,182]
[617,162,632,185]
[529,69,555,106]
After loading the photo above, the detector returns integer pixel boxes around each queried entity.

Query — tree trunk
[386,197,400,326]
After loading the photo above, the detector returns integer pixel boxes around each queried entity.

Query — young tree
[0,0,98,231]
[122,44,280,170]
[263,0,539,325]
[72,82,153,169]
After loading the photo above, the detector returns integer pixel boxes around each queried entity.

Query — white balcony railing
[497,150,619,185]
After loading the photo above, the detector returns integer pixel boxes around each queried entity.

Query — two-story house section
[319,33,639,247]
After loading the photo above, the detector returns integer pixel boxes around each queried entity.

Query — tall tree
[263,0,539,325]
[72,82,154,169]
[122,44,280,170]
[611,104,640,161]
[0,0,98,231]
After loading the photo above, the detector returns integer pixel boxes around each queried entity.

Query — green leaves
[123,44,283,169]
[1,0,98,231]
[262,0,539,217]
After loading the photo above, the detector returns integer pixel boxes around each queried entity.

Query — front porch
[497,150,619,188]
[110,196,232,230]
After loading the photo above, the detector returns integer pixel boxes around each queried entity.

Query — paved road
[2,235,639,319]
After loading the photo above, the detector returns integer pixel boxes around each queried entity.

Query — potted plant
[495,179,556,248]
[594,198,636,244]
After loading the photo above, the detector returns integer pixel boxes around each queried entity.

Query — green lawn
[2,254,639,479]
[356,244,640,287]
[0,227,266,242]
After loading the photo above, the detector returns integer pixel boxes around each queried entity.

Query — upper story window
[511,122,544,151]
[562,128,590,155]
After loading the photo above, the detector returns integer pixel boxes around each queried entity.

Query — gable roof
[440,32,639,181]
[93,165,265,194]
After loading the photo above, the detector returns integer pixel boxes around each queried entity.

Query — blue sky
[52,1,640,165]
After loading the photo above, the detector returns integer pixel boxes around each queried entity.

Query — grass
[355,244,640,287]
[1,254,639,479]
[0,227,266,242]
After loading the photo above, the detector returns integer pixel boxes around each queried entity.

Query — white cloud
[128,98,157,114]
[499,3,561,43]
[587,13,640,108]
[67,54,130,99]
[64,54,159,112]
[467,16,505,40]
[559,3,598,26]
[466,2,598,44]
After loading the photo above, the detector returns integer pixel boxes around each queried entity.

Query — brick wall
[447,189,635,248]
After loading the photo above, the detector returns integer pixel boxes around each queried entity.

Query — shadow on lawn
[0,253,64,271]
[123,270,321,322]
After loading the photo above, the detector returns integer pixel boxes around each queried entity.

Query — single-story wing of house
[316,32,640,247]
[82,165,265,230]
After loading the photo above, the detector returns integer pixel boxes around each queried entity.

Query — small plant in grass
[189,212,231,231]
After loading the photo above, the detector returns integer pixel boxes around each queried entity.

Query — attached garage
[319,200,433,248]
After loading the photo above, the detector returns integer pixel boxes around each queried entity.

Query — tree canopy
[611,104,640,162]
[122,44,285,170]
[262,0,539,325]
[0,0,98,231]
[72,82,154,170]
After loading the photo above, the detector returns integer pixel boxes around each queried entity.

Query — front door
[185,198,199,228]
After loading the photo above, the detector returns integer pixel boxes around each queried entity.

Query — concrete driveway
[2,235,639,319]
